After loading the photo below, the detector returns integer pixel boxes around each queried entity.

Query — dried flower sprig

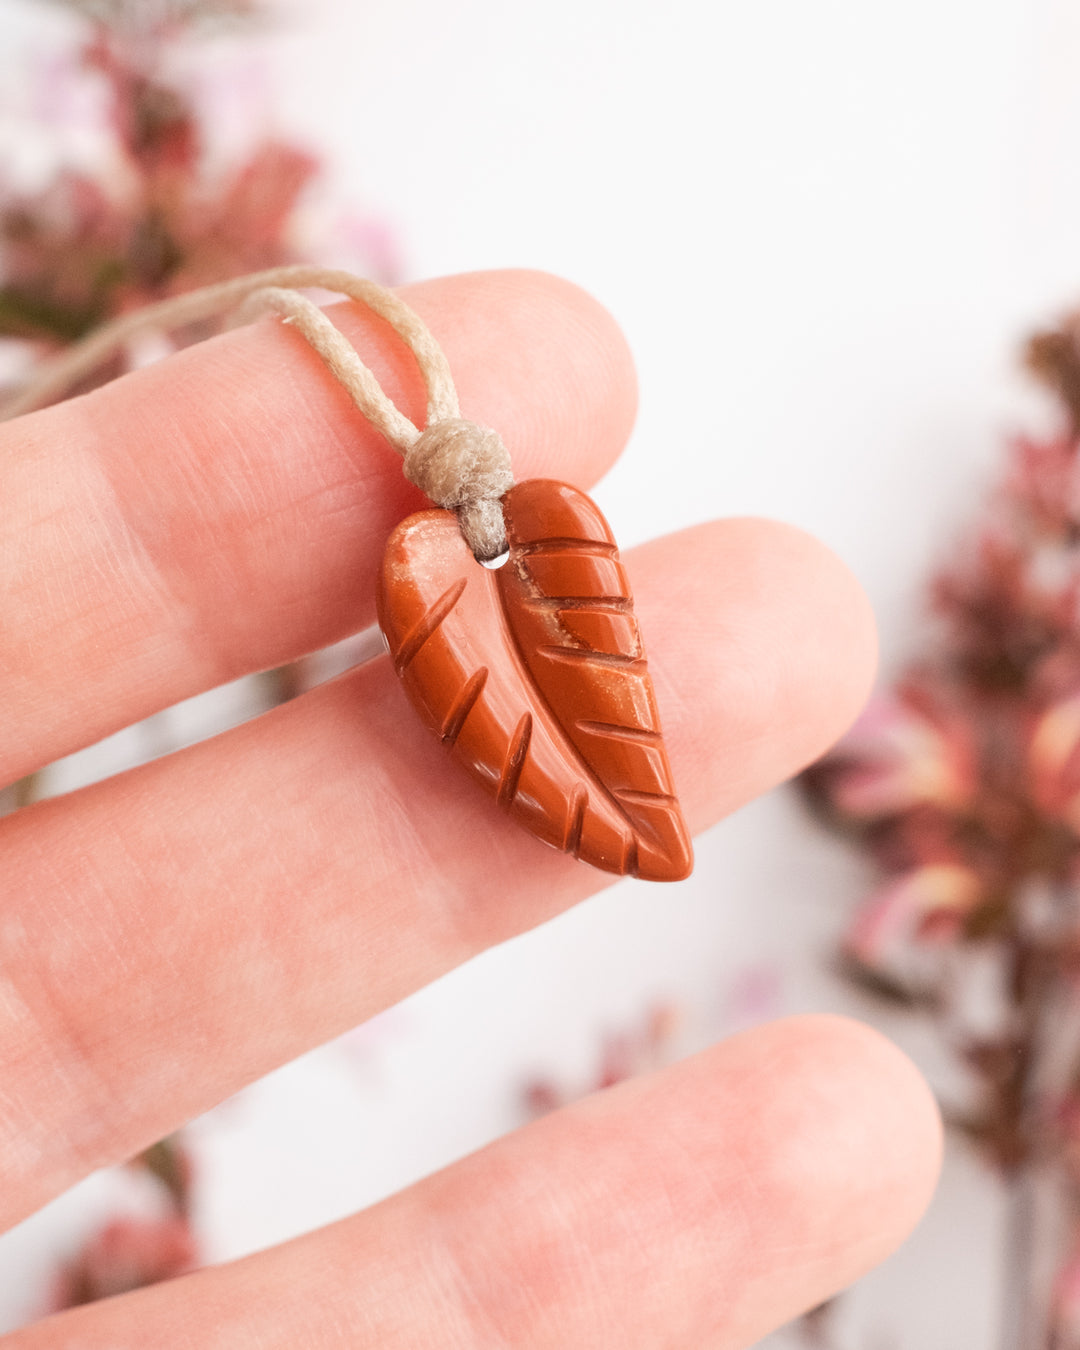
[802,309,1080,1346]
[0,2,316,362]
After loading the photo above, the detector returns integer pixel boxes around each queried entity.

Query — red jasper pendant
[377,479,693,881]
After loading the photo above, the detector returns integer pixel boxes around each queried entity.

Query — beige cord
[0,265,515,560]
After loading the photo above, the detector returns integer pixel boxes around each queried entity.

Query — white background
[4,0,1080,1344]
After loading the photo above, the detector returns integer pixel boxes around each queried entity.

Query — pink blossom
[804,305,1080,1333]
[845,864,983,966]
[1005,434,1080,537]
[48,1216,197,1310]
[1029,693,1080,830]
[0,4,389,369]
[827,695,976,818]
[522,1079,564,1118]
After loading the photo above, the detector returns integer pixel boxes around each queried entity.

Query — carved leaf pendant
[376,479,693,881]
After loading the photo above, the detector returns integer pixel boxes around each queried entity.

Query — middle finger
[0,517,875,1232]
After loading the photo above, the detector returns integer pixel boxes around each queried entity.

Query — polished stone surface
[377,479,692,881]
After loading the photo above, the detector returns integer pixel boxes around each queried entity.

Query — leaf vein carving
[497,712,533,807]
[537,646,647,672]
[563,784,588,856]
[523,595,631,613]
[394,577,468,674]
[575,720,660,744]
[515,537,618,558]
[613,788,678,808]
[441,666,489,746]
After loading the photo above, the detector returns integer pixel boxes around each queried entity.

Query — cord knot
[403,417,514,562]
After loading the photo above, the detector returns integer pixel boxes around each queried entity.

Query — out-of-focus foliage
[0,0,318,378]
[803,316,1080,1345]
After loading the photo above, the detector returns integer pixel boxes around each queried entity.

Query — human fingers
[0,269,636,784]
[0,517,876,1229]
[0,1016,940,1349]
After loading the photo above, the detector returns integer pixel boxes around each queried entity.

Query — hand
[0,270,940,1348]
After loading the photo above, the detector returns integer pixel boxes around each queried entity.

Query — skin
[0,270,942,1347]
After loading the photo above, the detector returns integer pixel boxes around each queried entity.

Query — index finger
[0,269,636,784]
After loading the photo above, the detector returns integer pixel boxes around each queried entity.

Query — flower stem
[1001,1163,1040,1350]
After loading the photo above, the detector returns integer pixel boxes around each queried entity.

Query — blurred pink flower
[48,1215,196,1310]
[0,0,397,380]
[845,864,983,966]
[522,1080,564,1118]
[1030,693,1080,831]
[828,694,977,818]
[1005,434,1080,538]
[803,302,1080,1339]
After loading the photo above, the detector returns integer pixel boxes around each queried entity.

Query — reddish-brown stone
[376,479,693,881]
